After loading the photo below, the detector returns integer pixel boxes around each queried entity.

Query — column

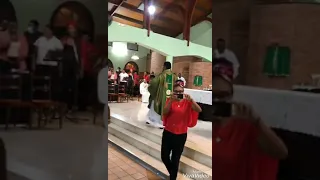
[166,55,173,66]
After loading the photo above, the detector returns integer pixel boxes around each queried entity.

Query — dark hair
[150,75,155,79]
[164,61,171,69]
[217,38,225,43]
[30,20,39,27]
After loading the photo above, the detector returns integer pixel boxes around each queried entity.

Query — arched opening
[124,61,139,73]
[0,0,17,23]
[50,1,94,39]
[107,59,114,69]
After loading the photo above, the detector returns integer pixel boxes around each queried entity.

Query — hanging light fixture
[131,55,139,60]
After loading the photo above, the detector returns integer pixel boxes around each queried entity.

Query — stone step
[111,117,212,168]
[108,134,191,180]
[109,123,212,180]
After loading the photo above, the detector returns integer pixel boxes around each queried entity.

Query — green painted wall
[176,14,212,48]
[108,22,212,62]
[108,44,149,72]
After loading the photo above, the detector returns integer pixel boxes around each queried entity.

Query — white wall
[108,45,150,72]
[10,0,108,35]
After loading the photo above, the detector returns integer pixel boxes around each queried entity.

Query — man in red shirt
[211,58,288,180]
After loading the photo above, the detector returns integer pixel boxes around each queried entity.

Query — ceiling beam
[113,13,177,35]
[109,0,125,16]
[108,0,183,26]
[154,0,207,13]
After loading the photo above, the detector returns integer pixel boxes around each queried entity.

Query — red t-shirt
[134,74,139,85]
[162,99,199,134]
[212,118,278,180]
[81,40,96,73]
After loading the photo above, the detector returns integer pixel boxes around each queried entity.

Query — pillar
[166,56,173,68]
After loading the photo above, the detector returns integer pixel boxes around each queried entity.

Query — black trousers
[78,72,95,111]
[161,130,187,180]
[62,68,77,110]
[0,60,14,74]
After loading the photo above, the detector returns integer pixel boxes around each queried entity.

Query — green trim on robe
[263,46,291,76]
[148,69,177,118]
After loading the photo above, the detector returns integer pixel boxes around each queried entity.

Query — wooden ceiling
[108,0,212,37]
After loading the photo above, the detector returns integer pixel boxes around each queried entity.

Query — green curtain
[263,46,291,76]
[193,75,203,86]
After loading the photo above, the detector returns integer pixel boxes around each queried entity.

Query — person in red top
[143,71,150,83]
[211,58,288,180]
[78,32,98,111]
[161,83,202,180]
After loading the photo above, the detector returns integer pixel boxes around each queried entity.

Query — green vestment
[148,69,177,118]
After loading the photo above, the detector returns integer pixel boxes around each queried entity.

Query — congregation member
[24,20,42,70]
[34,25,63,99]
[147,62,177,128]
[161,83,202,180]
[61,22,82,116]
[143,71,150,83]
[140,79,149,103]
[116,67,121,83]
[133,71,140,96]
[214,38,239,78]
[7,22,28,70]
[211,58,287,180]
[78,32,98,111]
[97,63,110,127]
[109,68,117,84]
[177,73,186,87]
[119,69,128,82]
[0,20,11,73]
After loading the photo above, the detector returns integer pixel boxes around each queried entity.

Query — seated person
[140,79,150,103]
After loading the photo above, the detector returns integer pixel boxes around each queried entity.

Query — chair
[0,73,32,129]
[108,84,118,102]
[118,82,128,103]
[31,75,64,129]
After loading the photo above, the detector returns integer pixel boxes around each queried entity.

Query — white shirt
[98,67,108,104]
[140,82,148,94]
[34,36,63,66]
[119,72,128,81]
[214,49,239,78]
[178,77,186,86]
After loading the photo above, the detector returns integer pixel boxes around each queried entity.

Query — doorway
[50,1,94,39]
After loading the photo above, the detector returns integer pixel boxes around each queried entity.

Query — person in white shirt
[34,25,63,100]
[34,25,63,68]
[139,79,150,103]
[119,69,128,82]
[177,73,186,86]
[98,65,110,128]
[213,38,239,78]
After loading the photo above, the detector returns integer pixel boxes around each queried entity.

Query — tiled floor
[109,101,212,154]
[108,144,161,180]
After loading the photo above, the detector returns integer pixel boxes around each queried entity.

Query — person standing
[34,25,63,100]
[119,69,128,82]
[211,58,287,180]
[148,62,177,128]
[0,20,11,73]
[97,64,110,127]
[177,73,186,87]
[161,83,202,180]
[78,32,98,111]
[24,20,42,71]
[7,22,28,71]
[214,38,239,78]
[140,79,149,103]
[61,22,82,117]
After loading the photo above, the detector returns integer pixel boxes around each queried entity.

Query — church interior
[0,0,319,180]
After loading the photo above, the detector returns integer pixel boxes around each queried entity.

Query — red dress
[144,75,150,83]
[162,99,198,134]
[212,118,279,180]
